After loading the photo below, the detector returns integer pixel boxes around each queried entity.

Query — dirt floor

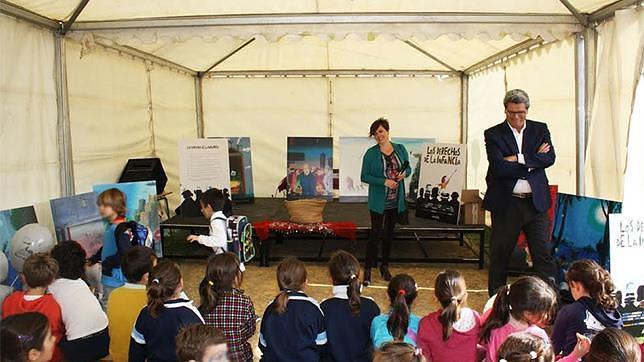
[179,259,491,361]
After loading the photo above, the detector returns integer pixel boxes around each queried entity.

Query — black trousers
[60,327,110,362]
[365,208,397,269]
[488,197,557,296]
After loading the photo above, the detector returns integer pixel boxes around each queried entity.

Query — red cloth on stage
[252,221,357,242]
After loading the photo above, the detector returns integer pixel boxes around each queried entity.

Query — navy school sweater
[551,296,622,356]
[130,298,204,362]
[321,285,381,362]
[259,291,327,362]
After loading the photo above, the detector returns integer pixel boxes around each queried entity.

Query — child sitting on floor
[198,252,256,362]
[106,246,157,362]
[497,331,555,362]
[586,327,641,362]
[187,188,228,254]
[321,250,380,362]
[371,274,420,348]
[176,324,229,362]
[416,270,481,362]
[0,312,57,362]
[2,253,65,362]
[49,240,109,361]
[130,260,204,362]
[373,341,425,362]
[551,259,622,357]
[259,257,326,362]
[480,276,590,362]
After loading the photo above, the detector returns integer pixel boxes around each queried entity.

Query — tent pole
[403,40,459,72]
[205,69,455,77]
[60,0,90,35]
[0,1,58,29]
[194,76,205,138]
[460,72,469,186]
[589,0,641,24]
[202,38,255,73]
[54,33,75,197]
[558,0,589,26]
[465,37,545,75]
[574,32,588,196]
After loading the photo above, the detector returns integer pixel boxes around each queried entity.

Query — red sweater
[2,291,65,362]
[417,308,482,362]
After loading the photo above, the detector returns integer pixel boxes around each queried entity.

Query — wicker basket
[284,199,327,224]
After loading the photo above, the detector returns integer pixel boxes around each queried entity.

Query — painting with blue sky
[50,192,103,258]
[287,137,333,200]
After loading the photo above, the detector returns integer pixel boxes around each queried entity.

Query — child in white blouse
[187,189,228,254]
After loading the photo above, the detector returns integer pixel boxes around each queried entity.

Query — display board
[416,143,466,224]
[93,181,162,257]
[226,137,254,202]
[50,192,103,259]
[338,137,435,202]
[609,214,644,340]
[286,137,333,200]
[179,138,231,201]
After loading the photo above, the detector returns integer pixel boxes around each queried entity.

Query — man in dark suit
[483,89,557,296]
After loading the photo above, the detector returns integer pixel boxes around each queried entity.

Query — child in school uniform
[480,276,590,362]
[2,253,65,362]
[49,240,110,361]
[106,246,157,362]
[371,274,421,348]
[551,260,622,357]
[416,270,481,362]
[187,188,228,254]
[321,250,380,362]
[259,257,327,362]
[130,260,204,362]
[198,252,256,362]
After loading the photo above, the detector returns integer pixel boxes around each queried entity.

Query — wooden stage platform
[161,198,487,269]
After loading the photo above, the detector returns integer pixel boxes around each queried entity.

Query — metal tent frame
[0,0,639,197]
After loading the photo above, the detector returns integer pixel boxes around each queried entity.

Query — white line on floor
[307,283,488,293]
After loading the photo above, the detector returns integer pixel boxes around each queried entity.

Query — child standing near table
[187,189,228,254]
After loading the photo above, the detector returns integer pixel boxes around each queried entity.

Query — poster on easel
[287,137,333,200]
[609,214,644,340]
[415,143,466,224]
[392,137,436,203]
[178,138,231,216]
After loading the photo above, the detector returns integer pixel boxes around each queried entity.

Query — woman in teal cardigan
[360,118,412,286]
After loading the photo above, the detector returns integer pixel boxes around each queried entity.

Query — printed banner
[286,137,333,200]
[609,214,644,340]
[50,192,103,259]
[416,143,466,224]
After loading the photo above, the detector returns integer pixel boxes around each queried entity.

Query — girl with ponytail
[551,259,622,357]
[198,252,256,361]
[130,260,204,362]
[321,250,381,362]
[259,257,327,361]
[371,274,420,348]
[416,270,481,362]
[480,276,590,362]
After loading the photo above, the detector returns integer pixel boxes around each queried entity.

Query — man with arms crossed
[483,89,558,296]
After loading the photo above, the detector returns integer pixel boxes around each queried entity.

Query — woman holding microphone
[360,118,412,286]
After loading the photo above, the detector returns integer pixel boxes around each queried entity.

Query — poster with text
[287,137,333,200]
[392,137,436,203]
[50,192,103,258]
[416,143,466,224]
[93,181,162,257]
[178,139,231,216]
[609,214,644,340]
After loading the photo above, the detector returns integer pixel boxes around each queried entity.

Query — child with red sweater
[1,253,65,362]
[417,270,481,362]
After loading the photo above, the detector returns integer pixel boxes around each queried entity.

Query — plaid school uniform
[202,289,257,362]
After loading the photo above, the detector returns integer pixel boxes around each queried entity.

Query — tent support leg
[54,33,75,197]
[460,73,469,185]
[194,76,205,138]
[574,32,590,196]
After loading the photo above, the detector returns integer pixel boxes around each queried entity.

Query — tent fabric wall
[622,75,644,214]
[66,40,153,193]
[149,67,198,209]
[202,77,329,197]
[585,9,643,201]
[0,14,59,225]
[466,37,577,195]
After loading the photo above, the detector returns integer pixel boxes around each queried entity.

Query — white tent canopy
[1,0,642,226]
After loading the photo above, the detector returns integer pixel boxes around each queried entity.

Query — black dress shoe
[379,265,392,281]
[363,268,372,286]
